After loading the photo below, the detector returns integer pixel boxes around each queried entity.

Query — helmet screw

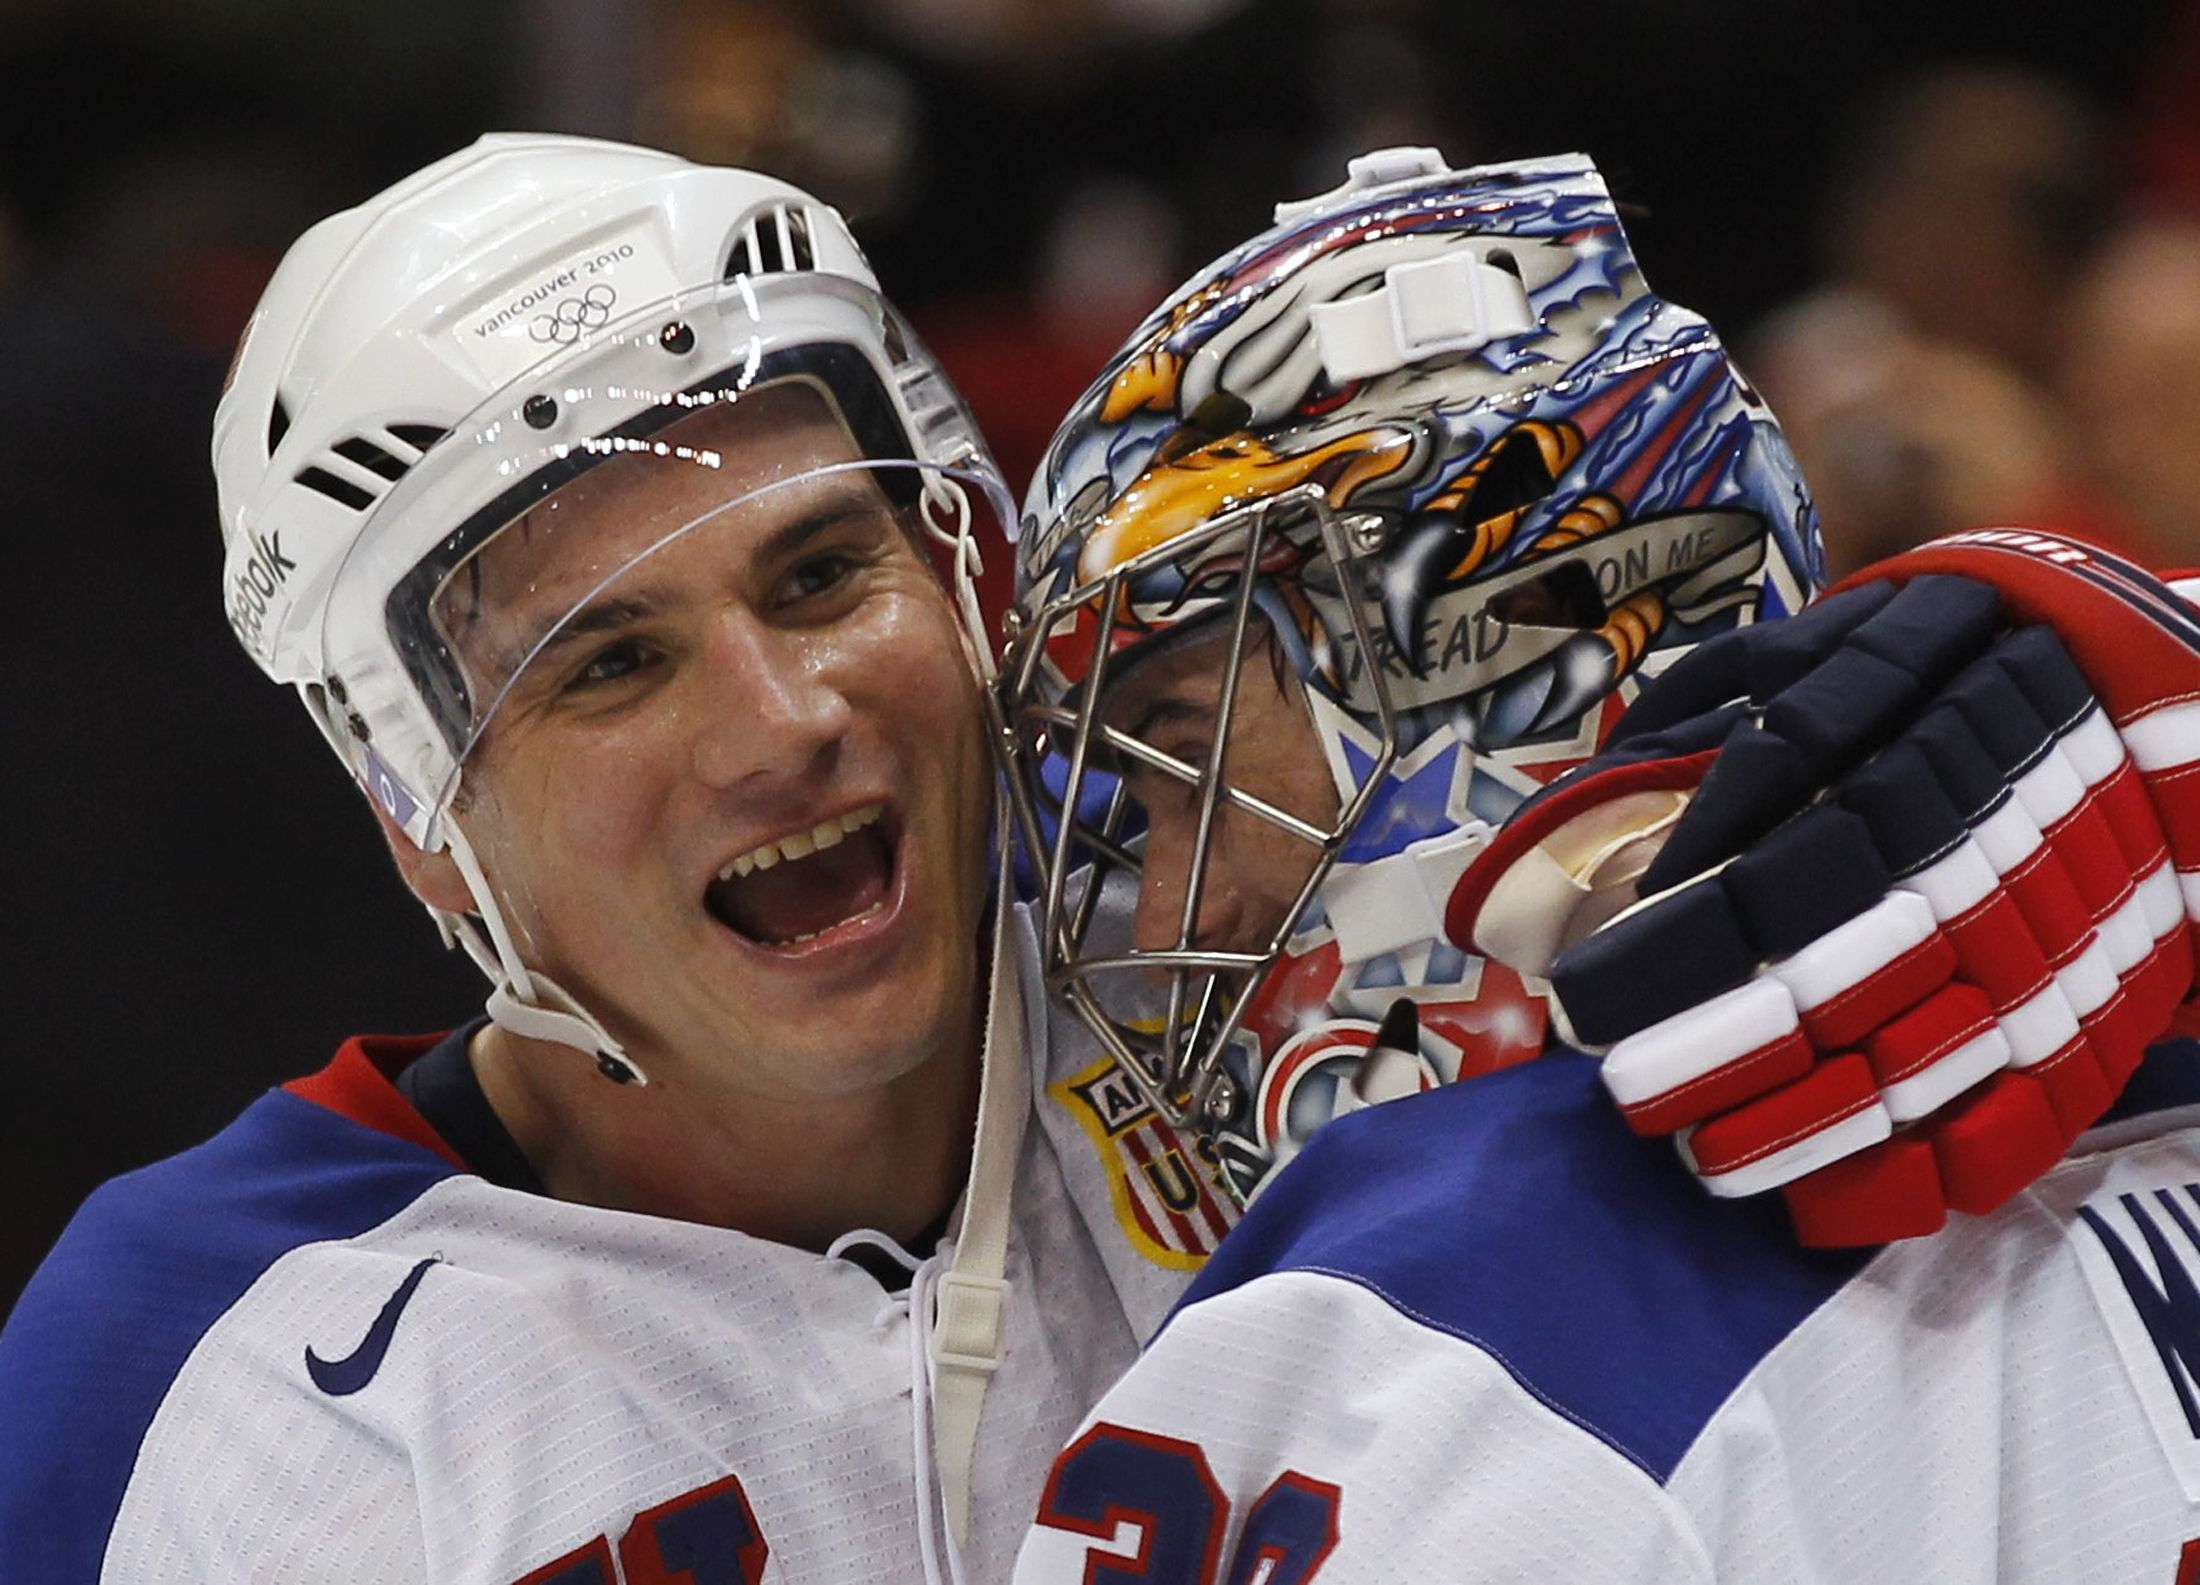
[596,1053,637,1084]
[325,674,350,705]
[522,394,558,429]
[344,709,372,742]
[659,321,696,355]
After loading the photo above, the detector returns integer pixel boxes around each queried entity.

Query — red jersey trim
[283,1033,469,1172]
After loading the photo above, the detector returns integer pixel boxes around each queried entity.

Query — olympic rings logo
[530,284,617,345]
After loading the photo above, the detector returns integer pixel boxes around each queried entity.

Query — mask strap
[928,809,1025,1542]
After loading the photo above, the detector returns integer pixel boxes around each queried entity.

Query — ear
[370,797,477,916]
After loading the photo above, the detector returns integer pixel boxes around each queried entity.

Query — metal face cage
[996,484,1399,1142]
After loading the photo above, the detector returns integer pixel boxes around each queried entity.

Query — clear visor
[402,389,1007,828]
[997,488,1396,1131]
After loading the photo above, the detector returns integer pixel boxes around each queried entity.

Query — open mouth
[705,802,897,948]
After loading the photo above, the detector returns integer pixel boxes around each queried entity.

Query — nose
[1132,805,1238,953]
[1131,851,1186,953]
[688,615,853,788]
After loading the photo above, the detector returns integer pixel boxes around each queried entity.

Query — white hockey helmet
[215,133,1009,1078]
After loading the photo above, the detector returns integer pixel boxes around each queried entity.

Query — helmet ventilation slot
[295,423,451,512]
[296,466,375,510]
[334,435,412,482]
[1456,426,1559,525]
[724,202,817,279]
[387,422,450,453]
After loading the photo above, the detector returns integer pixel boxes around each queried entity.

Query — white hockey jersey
[1015,1039,2200,1583]
[0,906,1238,1584]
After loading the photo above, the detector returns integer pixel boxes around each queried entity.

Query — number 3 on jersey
[1036,1424,1340,1583]
[513,1472,769,1584]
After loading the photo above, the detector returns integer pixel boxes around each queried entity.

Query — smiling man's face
[440,380,992,1106]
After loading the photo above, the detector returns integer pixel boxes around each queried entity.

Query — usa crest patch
[1052,1056,1238,1269]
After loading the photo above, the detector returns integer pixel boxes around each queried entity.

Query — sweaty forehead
[463,380,879,607]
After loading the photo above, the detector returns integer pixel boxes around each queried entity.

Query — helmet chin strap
[432,819,649,1086]
[919,474,995,685]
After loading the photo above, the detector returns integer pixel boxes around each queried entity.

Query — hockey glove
[1448,530,2200,1247]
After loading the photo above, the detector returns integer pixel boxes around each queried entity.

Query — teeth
[718,802,884,882]
[778,900,886,945]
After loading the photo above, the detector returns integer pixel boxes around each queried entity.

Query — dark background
[8,0,2198,1314]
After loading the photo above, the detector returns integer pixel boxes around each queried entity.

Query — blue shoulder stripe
[1172,1053,1871,1483]
[0,1088,459,1581]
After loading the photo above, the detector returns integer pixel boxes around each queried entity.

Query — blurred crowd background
[9,0,2200,1313]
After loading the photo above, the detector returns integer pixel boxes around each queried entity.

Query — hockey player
[0,135,1232,1584]
[1000,148,2200,1580]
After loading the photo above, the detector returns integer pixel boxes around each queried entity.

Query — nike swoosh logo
[305,1256,441,1396]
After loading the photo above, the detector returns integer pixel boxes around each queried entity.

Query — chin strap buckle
[931,1270,1009,1376]
[481,981,650,1087]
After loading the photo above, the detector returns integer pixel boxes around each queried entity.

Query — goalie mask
[215,134,1010,1079]
[997,148,1821,1201]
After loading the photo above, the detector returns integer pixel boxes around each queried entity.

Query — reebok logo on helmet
[227,525,297,651]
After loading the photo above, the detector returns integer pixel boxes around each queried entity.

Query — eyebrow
[752,483,899,568]
[1117,695,1211,743]
[507,592,660,676]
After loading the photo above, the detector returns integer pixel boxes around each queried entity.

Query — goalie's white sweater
[0,910,1233,1585]
[1016,1039,2200,1583]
